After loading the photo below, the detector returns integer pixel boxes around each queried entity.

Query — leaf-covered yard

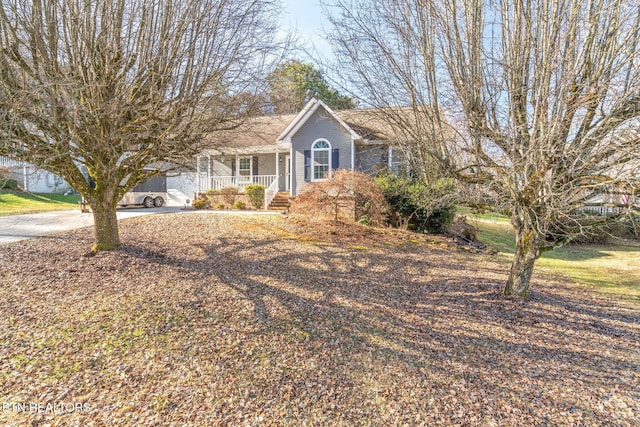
[1,214,638,426]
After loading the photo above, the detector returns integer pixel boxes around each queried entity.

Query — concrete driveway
[0,207,182,245]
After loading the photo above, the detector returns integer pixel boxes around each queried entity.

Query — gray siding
[255,153,277,176]
[212,159,231,176]
[211,154,277,177]
[356,144,389,175]
[290,108,353,195]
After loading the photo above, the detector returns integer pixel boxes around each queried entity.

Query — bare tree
[325,0,640,298]
[322,0,459,186]
[0,0,286,251]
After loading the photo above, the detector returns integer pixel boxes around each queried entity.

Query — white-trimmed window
[238,156,252,182]
[312,139,331,181]
[389,147,410,175]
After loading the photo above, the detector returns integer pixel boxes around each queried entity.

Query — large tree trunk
[89,197,121,252]
[504,226,540,299]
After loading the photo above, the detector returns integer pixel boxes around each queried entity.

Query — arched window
[312,139,331,181]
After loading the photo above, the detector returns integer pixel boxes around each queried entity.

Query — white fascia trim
[318,99,361,141]
[201,143,291,156]
[280,101,322,142]
[276,98,319,142]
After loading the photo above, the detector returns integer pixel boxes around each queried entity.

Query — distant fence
[571,204,637,216]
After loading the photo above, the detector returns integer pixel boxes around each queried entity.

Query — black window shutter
[231,157,236,177]
[332,149,339,170]
[304,150,311,182]
[252,156,259,182]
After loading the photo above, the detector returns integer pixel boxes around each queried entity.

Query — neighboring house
[576,185,639,215]
[193,98,409,205]
[0,156,72,194]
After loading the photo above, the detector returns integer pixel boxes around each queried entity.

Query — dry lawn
[0,213,638,426]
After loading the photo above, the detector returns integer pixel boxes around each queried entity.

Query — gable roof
[276,98,361,142]
[203,100,422,155]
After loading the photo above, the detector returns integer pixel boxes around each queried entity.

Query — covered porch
[196,146,292,196]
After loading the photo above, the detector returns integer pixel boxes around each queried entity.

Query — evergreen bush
[244,184,266,209]
[0,179,18,189]
[192,198,208,209]
[375,174,456,233]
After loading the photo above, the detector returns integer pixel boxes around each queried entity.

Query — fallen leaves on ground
[0,213,638,426]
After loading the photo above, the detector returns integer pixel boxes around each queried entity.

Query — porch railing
[0,156,24,167]
[204,175,277,193]
[264,178,279,210]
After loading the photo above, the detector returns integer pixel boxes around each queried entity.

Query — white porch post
[196,155,201,193]
[351,137,355,171]
[23,165,28,192]
[275,152,280,191]
[235,156,238,186]
[207,154,211,192]
[289,145,293,197]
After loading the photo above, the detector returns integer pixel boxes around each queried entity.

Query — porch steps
[267,192,292,212]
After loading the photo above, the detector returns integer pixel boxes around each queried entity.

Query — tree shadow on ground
[2,213,639,425]
[120,232,640,394]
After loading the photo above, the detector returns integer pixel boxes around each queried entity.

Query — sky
[279,0,334,62]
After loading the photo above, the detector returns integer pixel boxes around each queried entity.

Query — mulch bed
[1,213,638,426]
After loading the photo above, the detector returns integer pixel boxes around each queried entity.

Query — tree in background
[0,0,286,251]
[325,0,640,298]
[267,60,356,114]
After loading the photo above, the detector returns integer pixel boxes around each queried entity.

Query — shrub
[216,203,226,210]
[357,214,371,225]
[244,184,266,209]
[220,187,238,205]
[192,198,208,209]
[448,215,479,241]
[205,189,219,196]
[0,166,18,190]
[234,200,246,210]
[375,174,457,233]
[290,170,389,225]
[0,178,18,189]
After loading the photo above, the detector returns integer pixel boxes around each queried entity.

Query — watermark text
[2,402,90,414]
